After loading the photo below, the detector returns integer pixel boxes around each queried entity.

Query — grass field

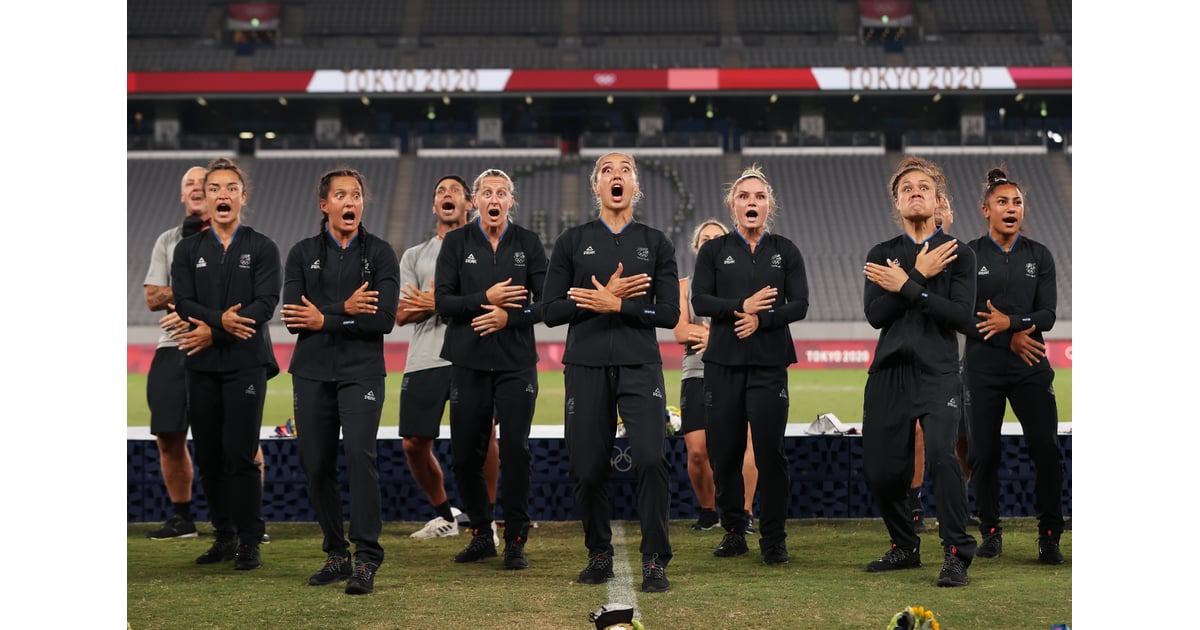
[127,518,1071,629]
[127,368,1072,428]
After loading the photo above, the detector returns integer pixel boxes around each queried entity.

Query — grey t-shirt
[398,235,451,373]
[681,276,709,380]
[144,225,183,350]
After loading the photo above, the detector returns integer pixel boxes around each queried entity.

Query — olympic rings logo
[610,445,633,473]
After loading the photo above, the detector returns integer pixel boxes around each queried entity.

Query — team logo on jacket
[889,258,901,267]
[583,246,596,256]
[465,254,477,264]
[401,376,410,391]
[239,254,252,269]
[566,397,575,416]
[1025,262,1037,278]
[978,266,990,276]
[636,247,650,261]
[244,384,257,396]
[779,387,788,400]
[723,256,735,265]
[310,259,321,270]
[946,396,958,409]
[364,390,376,402]
[514,251,526,266]
[770,254,782,268]
[652,387,663,399]
[196,257,208,269]
[525,382,535,394]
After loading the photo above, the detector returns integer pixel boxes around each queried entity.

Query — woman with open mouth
[169,156,280,573]
[281,167,400,595]
[962,167,1066,567]
[434,168,548,572]
[542,152,679,593]
[690,165,809,567]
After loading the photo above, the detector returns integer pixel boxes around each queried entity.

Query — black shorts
[147,346,188,435]
[398,366,451,438]
[678,377,707,435]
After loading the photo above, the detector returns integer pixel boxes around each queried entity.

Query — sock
[173,501,193,521]
[434,501,454,522]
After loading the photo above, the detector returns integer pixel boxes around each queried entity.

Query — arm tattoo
[146,285,175,311]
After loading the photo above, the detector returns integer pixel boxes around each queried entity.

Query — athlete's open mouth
[442,202,456,211]
[611,183,624,201]
[488,208,501,217]
[746,210,759,219]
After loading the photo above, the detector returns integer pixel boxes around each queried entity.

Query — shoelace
[587,554,612,571]
[643,563,666,580]
[322,556,348,573]
[465,532,492,552]
[942,554,965,574]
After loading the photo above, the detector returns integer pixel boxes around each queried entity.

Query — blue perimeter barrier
[128,428,1072,523]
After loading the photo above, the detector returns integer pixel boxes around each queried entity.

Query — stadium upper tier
[128,152,1071,326]
[127,0,1070,72]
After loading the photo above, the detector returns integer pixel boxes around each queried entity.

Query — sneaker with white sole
[866,543,921,572]
[147,515,198,540]
[411,507,463,539]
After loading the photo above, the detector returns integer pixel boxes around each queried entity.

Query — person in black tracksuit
[170,157,279,571]
[434,168,547,570]
[962,168,1066,566]
[861,156,977,587]
[542,152,678,593]
[691,165,809,566]
[281,168,400,595]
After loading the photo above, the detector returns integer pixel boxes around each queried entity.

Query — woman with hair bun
[963,167,1066,566]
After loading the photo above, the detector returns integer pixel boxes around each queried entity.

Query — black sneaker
[308,554,352,585]
[866,543,921,572]
[713,528,749,557]
[640,558,670,593]
[761,542,789,565]
[745,511,756,535]
[345,561,377,595]
[234,543,262,570]
[691,509,719,531]
[261,533,271,544]
[503,536,529,570]
[977,528,1003,558]
[936,549,969,587]
[453,528,498,563]
[577,551,614,584]
[195,539,237,564]
[147,515,198,540]
[1038,538,1065,565]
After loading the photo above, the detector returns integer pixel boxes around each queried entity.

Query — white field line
[607,521,641,620]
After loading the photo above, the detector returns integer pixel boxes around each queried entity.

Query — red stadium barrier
[128,339,1073,374]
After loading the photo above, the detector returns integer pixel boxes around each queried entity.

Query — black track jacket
[963,233,1057,375]
[691,231,810,367]
[171,225,281,376]
[542,219,679,367]
[283,231,400,380]
[435,219,548,371]
[864,229,976,375]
